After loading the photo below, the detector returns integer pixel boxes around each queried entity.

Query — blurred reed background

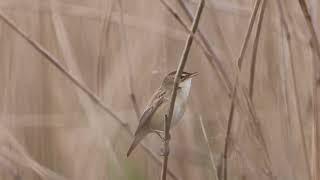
[0,0,319,180]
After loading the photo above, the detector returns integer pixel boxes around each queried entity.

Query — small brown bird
[127,71,198,157]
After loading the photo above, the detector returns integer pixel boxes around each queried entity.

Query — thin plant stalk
[176,0,232,93]
[175,2,262,124]
[118,0,141,119]
[189,100,270,179]
[96,0,116,97]
[161,0,204,180]
[248,0,267,98]
[177,0,263,124]
[223,0,275,179]
[222,0,263,179]
[297,1,320,178]
[205,0,234,60]
[298,0,320,60]
[288,21,312,180]
[276,1,298,179]
[161,0,236,107]
[0,10,125,125]
[311,44,320,180]
[298,0,320,179]
[49,3,127,180]
[277,2,312,180]
[308,1,320,179]
[199,116,220,180]
[177,2,270,155]
[0,127,68,180]
[245,2,276,178]
[160,0,218,65]
[304,3,320,180]
[0,10,180,180]
[168,0,261,133]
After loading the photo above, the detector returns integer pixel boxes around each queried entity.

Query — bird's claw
[154,130,171,142]
[152,129,171,156]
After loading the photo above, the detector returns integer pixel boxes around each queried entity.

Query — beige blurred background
[0,0,319,180]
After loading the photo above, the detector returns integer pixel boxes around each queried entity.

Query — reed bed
[0,0,319,180]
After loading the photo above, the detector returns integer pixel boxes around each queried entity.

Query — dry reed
[248,0,266,98]
[161,0,204,179]
[0,1,318,180]
[276,1,312,179]
[0,9,180,180]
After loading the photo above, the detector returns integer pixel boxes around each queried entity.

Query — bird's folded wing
[134,89,167,135]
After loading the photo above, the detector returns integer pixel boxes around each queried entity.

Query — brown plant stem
[296,2,320,179]
[177,4,271,166]
[199,116,220,180]
[96,0,116,97]
[160,0,204,180]
[308,4,320,180]
[118,0,141,119]
[298,0,320,60]
[247,1,275,178]
[176,2,266,143]
[276,1,312,180]
[172,0,262,141]
[0,10,179,180]
[248,0,267,98]
[221,0,274,180]
[311,42,320,180]
[222,0,262,179]
[160,0,216,65]
[276,1,299,179]
[0,10,125,126]
[176,0,232,93]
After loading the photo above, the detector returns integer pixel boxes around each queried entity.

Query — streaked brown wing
[134,88,167,135]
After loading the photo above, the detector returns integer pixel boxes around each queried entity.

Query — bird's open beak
[189,72,199,78]
[181,72,199,81]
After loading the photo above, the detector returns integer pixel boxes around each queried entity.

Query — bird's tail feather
[127,132,147,157]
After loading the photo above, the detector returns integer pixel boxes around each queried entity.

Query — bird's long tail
[127,131,147,157]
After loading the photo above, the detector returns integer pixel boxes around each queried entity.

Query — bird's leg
[160,134,171,156]
[164,132,171,141]
[150,129,172,156]
[160,137,171,156]
[151,129,172,141]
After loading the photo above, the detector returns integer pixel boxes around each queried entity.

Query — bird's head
[161,70,198,89]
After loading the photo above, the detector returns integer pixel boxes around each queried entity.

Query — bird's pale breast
[149,79,191,131]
